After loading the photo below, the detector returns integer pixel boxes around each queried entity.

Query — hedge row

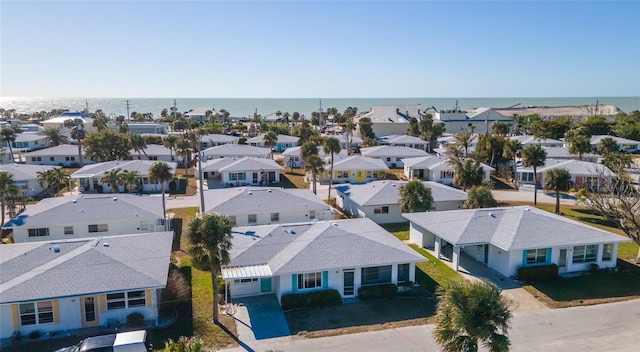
[281,289,342,310]
[517,264,559,281]
[357,284,398,300]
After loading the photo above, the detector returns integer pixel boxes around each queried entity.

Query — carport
[222,264,274,298]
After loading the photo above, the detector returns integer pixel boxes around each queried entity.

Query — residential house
[435,134,480,155]
[330,134,363,151]
[354,105,422,137]
[282,146,348,169]
[196,156,283,187]
[318,156,389,184]
[360,146,428,168]
[517,158,614,189]
[537,147,599,163]
[246,134,300,152]
[185,107,220,123]
[128,123,169,135]
[202,144,270,160]
[71,160,178,193]
[404,206,630,277]
[508,135,564,148]
[336,180,468,224]
[41,112,96,132]
[4,194,165,243]
[378,134,429,151]
[129,144,182,163]
[0,163,56,197]
[403,156,494,185]
[203,187,333,226]
[588,135,640,154]
[221,218,425,301]
[23,145,91,167]
[432,107,512,135]
[5,133,50,162]
[199,134,239,149]
[0,232,173,341]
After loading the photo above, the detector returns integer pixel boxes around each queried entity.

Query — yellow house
[319,155,389,184]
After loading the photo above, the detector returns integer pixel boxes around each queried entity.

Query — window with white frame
[573,245,597,263]
[28,228,49,237]
[525,248,547,264]
[64,226,74,235]
[19,301,54,326]
[297,272,322,289]
[361,265,392,286]
[271,212,279,221]
[374,206,389,214]
[309,210,316,219]
[397,263,410,283]
[248,214,257,223]
[49,157,55,161]
[440,171,454,179]
[602,243,613,261]
[88,224,108,233]
[230,172,245,181]
[139,221,148,231]
[106,290,146,310]
[337,170,349,178]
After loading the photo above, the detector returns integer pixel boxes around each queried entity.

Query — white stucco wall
[225,209,333,227]
[12,219,164,243]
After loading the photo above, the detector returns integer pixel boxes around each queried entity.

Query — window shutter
[12,304,19,329]
[522,250,528,266]
[291,274,298,292]
[322,271,328,289]
[228,173,232,181]
[546,248,552,263]
[146,289,152,308]
[99,295,106,313]
[53,300,60,324]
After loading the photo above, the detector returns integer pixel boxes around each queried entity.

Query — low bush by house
[281,289,342,310]
[518,264,559,282]
[358,284,398,300]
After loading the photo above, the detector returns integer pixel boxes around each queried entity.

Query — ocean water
[0,96,638,119]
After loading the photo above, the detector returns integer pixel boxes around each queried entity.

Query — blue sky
[1,1,639,98]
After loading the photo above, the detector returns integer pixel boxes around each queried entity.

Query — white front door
[343,269,355,297]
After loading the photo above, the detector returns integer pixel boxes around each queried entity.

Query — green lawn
[410,245,461,293]
[280,170,308,189]
[382,222,410,241]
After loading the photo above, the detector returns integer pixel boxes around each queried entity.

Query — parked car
[54,330,152,352]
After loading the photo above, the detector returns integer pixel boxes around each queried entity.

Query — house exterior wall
[409,223,435,248]
[12,218,164,243]
[77,178,171,193]
[283,155,302,168]
[25,154,91,167]
[432,200,465,211]
[319,169,385,184]
[219,170,281,187]
[132,154,176,163]
[0,289,160,341]
[224,209,333,227]
[368,124,409,138]
[361,205,405,224]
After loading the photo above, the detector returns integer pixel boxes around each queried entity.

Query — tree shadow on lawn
[284,296,435,337]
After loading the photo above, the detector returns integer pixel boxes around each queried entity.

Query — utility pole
[173,99,177,122]
[198,135,205,214]
[318,99,323,127]
[125,100,130,122]
[84,100,89,114]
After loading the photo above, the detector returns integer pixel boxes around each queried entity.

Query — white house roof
[402,156,495,172]
[282,146,349,158]
[185,107,216,117]
[517,158,614,177]
[202,134,239,144]
[23,145,85,157]
[508,135,564,145]
[204,187,330,214]
[71,160,177,178]
[246,134,300,144]
[199,156,283,173]
[330,156,389,171]
[3,194,163,230]
[330,134,363,145]
[403,206,630,250]
[590,135,640,145]
[0,163,56,181]
[43,112,94,125]
[0,232,173,304]
[129,144,173,156]
[438,134,480,146]
[360,145,428,158]
[541,147,598,160]
[378,134,427,145]
[203,144,270,158]
[355,105,423,124]
[335,180,467,207]
[223,218,425,278]
[14,133,48,142]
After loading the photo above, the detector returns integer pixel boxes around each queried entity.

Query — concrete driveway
[230,294,291,344]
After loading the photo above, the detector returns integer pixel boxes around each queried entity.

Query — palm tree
[398,180,433,212]
[434,279,511,352]
[101,168,123,193]
[597,137,618,155]
[1,126,17,163]
[262,131,278,159]
[454,131,472,157]
[568,135,592,160]
[163,135,179,162]
[0,171,19,225]
[51,167,70,196]
[323,137,341,200]
[121,170,141,193]
[453,159,484,191]
[148,161,174,230]
[304,154,324,195]
[521,144,547,205]
[37,169,56,196]
[130,133,148,157]
[63,118,85,165]
[175,138,191,177]
[502,139,523,190]
[300,141,319,161]
[543,168,572,215]
[187,213,233,323]
[39,127,69,146]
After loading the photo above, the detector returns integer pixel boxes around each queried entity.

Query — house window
[367,171,379,178]
[19,301,54,326]
[88,224,108,233]
[361,265,392,286]
[139,221,148,231]
[573,245,597,263]
[65,156,75,161]
[234,278,258,283]
[253,172,259,183]
[248,214,257,223]
[526,248,547,264]
[602,243,613,261]
[397,263,410,283]
[49,157,55,161]
[106,290,146,310]
[31,157,36,162]
[228,215,236,226]
[440,171,454,179]
[271,213,279,221]
[64,226,74,235]
[297,272,322,290]
[230,172,245,181]
[337,170,349,178]
[309,210,316,219]
[386,157,392,162]
[141,177,150,184]
[148,156,158,161]
[374,206,389,214]
[28,228,49,237]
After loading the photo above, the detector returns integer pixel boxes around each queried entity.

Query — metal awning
[222,264,272,280]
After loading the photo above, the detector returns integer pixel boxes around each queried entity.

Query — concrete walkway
[226,295,291,346]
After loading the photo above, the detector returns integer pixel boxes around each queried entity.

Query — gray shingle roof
[203,144,270,158]
[339,180,468,207]
[70,160,177,178]
[282,146,349,158]
[23,145,85,157]
[227,218,425,275]
[3,194,163,229]
[204,187,330,214]
[129,144,173,156]
[0,232,173,303]
[517,159,614,176]
[14,133,48,142]
[403,206,630,250]
[378,135,427,145]
[360,145,428,158]
[0,163,56,181]
[590,135,639,145]
[330,156,389,171]
[246,134,300,144]
[218,157,283,172]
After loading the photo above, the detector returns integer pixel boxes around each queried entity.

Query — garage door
[231,278,261,297]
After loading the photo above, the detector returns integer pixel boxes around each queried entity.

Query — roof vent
[289,228,296,235]
[72,199,77,203]
[103,243,110,247]
[248,191,252,195]
[52,246,60,253]
[268,189,272,193]
[525,208,530,211]
[332,222,338,227]
[489,212,496,218]
[113,197,117,201]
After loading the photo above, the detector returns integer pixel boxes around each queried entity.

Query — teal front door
[260,278,272,292]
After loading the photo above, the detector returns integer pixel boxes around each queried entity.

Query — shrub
[126,312,144,327]
[164,336,203,352]
[589,263,600,273]
[358,284,398,300]
[281,289,342,310]
[160,264,191,315]
[517,264,559,282]
[28,330,40,340]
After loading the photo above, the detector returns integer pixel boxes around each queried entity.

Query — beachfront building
[128,122,169,135]
[282,145,349,169]
[196,156,283,187]
[354,105,423,137]
[318,156,389,184]
[71,160,177,193]
[185,107,221,123]
[246,134,300,152]
[378,134,429,151]
[23,145,91,167]
[402,156,494,185]
[432,108,512,135]
[360,145,428,168]
[41,112,97,132]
